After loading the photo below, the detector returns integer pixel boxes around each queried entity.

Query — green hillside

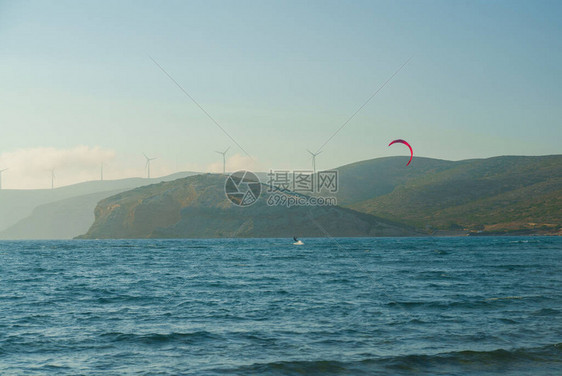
[345,155,561,235]
[334,156,455,205]
[78,174,418,239]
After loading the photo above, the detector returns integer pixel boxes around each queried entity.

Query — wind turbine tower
[215,146,230,175]
[307,150,322,175]
[51,169,55,190]
[0,168,8,190]
[144,154,157,179]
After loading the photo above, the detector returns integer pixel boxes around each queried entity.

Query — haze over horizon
[1,0,560,189]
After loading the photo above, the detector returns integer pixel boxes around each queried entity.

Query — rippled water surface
[0,237,561,375]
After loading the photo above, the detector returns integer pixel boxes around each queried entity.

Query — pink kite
[388,139,413,166]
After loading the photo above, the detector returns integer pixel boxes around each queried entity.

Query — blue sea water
[0,237,560,375]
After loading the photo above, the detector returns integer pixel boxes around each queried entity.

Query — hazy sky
[1,0,561,188]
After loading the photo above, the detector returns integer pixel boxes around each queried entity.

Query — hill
[0,190,123,240]
[77,174,418,239]
[341,155,561,235]
[5,155,560,239]
[334,156,455,205]
[0,172,199,239]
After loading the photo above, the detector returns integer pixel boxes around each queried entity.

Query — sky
[1,0,561,189]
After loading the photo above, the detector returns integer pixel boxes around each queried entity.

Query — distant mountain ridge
[0,172,199,239]
[0,190,123,240]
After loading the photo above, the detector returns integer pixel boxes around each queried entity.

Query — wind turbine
[0,168,8,190]
[100,162,104,181]
[215,146,230,175]
[50,169,55,189]
[144,153,157,179]
[307,150,322,175]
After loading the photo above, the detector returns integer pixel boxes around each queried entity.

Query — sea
[0,237,560,375]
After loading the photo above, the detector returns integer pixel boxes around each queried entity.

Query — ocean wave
[532,308,561,316]
[485,296,523,301]
[100,330,220,344]
[215,344,562,375]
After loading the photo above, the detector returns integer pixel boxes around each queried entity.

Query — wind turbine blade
[224,146,231,154]
[307,149,314,156]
